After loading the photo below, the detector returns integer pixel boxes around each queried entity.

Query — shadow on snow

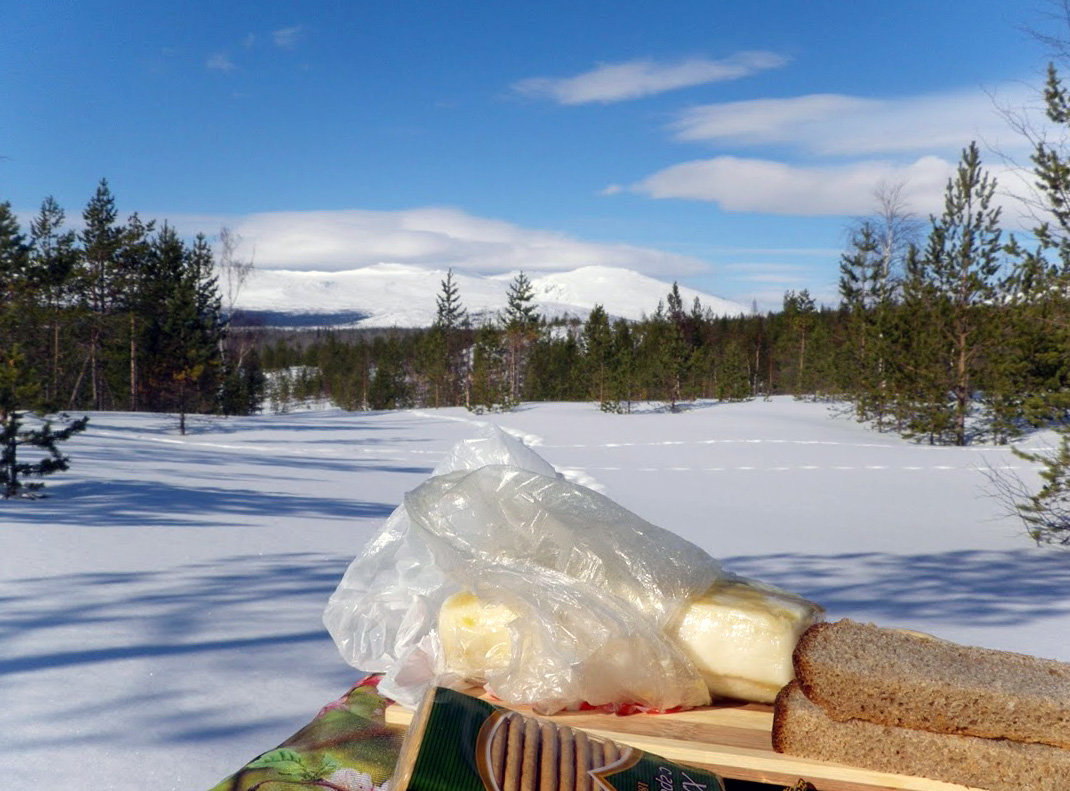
[0,552,362,748]
[726,548,1070,629]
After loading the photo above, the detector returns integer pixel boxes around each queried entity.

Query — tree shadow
[0,552,363,750]
[724,548,1070,628]
[0,480,396,527]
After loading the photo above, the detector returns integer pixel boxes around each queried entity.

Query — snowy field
[3,398,1069,790]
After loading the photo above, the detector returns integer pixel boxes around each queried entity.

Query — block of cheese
[666,577,821,703]
[437,577,822,704]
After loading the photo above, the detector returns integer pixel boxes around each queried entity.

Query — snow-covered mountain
[232,263,749,328]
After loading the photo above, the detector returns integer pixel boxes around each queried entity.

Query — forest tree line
[0,179,265,431]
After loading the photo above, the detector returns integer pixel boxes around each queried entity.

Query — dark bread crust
[790,619,830,703]
[773,680,1070,791]
[791,619,1070,749]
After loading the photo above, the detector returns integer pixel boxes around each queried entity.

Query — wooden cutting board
[384,693,978,791]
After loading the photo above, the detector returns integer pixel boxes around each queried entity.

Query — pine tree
[469,323,510,412]
[1010,434,1070,546]
[139,226,224,431]
[780,289,817,396]
[77,179,125,410]
[434,268,468,331]
[0,202,32,372]
[897,245,952,443]
[839,222,897,424]
[637,300,689,410]
[0,201,30,299]
[114,212,156,411]
[27,197,78,409]
[431,268,469,405]
[581,304,613,404]
[502,271,540,402]
[605,318,636,413]
[921,142,1004,445]
[364,336,408,410]
[0,346,88,498]
[503,270,539,328]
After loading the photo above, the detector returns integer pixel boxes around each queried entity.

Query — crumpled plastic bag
[323,426,726,713]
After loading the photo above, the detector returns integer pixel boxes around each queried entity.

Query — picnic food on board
[439,574,822,705]
[392,685,732,791]
[773,618,1070,790]
[325,427,824,714]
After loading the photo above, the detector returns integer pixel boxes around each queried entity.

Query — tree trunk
[129,314,137,411]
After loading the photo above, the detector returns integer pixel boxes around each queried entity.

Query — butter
[437,591,517,682]
[438,578,822,704]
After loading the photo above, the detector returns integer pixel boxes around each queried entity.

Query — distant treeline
[0,180,265,429]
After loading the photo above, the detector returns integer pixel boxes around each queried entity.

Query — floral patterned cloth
[207,676,806,791]
[208,676,403,791]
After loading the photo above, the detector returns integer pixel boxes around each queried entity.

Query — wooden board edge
[384,702,980,791]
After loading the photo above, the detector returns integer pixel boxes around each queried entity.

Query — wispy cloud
[189,207,710,276]
[272,25,303,49]
[618,79,1046,221]
[206,52,236,72]
[632,155,959,216]
[670,84,1039,157]
[512,51,787,105]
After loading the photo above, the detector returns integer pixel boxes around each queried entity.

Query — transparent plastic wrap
[322,426,558,705]
[403,465,722,712]
[324,426,820,714]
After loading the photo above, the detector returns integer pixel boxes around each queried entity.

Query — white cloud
[512,51,787,105]
[210,207,709,275]
[670,84,1040,157]
[630,154,1035,223]
[206,52,236,72]
[272,25,303,49]
[632,155,957,216]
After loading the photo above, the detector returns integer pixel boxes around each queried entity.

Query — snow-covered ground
[3,398,1068,790]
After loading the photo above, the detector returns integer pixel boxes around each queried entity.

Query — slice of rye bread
[773,680,1070,791]
[792,619,1070,748]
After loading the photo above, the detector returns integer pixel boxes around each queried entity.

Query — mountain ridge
[233,264,749,328]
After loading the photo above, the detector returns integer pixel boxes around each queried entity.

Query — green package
[394,687,727,791]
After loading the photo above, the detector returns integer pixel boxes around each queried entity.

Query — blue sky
[1,1,1062,310]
